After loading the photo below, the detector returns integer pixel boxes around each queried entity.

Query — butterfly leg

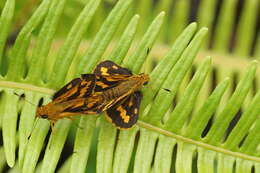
[50,121,55,132]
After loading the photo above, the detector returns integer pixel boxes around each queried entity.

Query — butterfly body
[36,97,97,122]
[101,74,149,101]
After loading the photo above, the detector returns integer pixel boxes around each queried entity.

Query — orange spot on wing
[112,65,118,69]
[101,67,109,75]
[134,108,138,114]
[56,87,78,101]
[79,81,92,97]
[117,106,130,123]
[128,101,133,107]
[80,80,90,86]
[66,84,72,89]
[96,81,109,88]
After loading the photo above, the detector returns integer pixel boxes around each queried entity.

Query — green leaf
[18,92,41,167]
[123,11,165,73]
[164,57,212,132]
[1,90,18,167]
[107,14,140,64]
[213,0,237,52]
[76,0,134,75]
[48,0,101,88]
[0,0,259,172]
[26,0,67,84]
[185,78,230,139]
[142,27,208,124]
[6,0,52,81]
[0,0,15,67]
[140,22,198,113]
[22,96,50,172]
[205,61,257,145]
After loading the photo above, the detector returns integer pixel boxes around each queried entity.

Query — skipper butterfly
[36,61,149,129]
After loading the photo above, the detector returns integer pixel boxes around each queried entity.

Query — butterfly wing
[94,60,132,76]
[105,91,142,129]
[94,60,132,92]
[60,95,103,115]
[52,74,96,103]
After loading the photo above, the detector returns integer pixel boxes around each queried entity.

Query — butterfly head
[36,106,50,120]
[139,73,149,86]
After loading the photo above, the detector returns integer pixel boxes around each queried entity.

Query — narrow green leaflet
[0,0,15,68]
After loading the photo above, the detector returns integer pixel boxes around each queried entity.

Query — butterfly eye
[144,81,148,85]
[41,114,48,119]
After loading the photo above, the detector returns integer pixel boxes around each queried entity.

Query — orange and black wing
[61,95,103,115]
[94,60,132,76]
[105,91,142,129]
[94,60,132,91]
[53,74,96,102]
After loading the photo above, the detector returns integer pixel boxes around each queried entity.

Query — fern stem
[0,81,54,95]
[137,121,260,162]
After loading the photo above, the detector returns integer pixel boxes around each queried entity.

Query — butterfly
[36,60,149,129]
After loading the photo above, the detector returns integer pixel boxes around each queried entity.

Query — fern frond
[0,0,259,173]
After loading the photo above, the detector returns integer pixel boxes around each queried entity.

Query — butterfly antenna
[27,118,39,140]
[14,92,37,107]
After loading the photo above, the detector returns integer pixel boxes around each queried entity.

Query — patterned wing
[94,60,132,92]
[94,60,132,76]
[105,91,142,129]
[62,95,103,115]
[53,74,96,102]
